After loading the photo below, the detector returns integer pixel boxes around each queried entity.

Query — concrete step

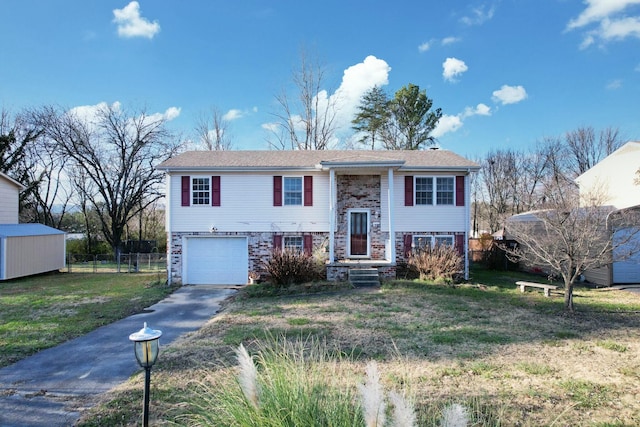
[349,268,380,287]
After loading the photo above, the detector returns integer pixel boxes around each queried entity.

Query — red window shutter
[456,176,465,207]
[273,234,282,250]
[455,234,465,256]
[404,176,413,206]
[273,176,282,206]
[403,234,413,257]
[304,234,313,255]
[304,176,313,206]
[181,176,190,206]
[212,176,221,206]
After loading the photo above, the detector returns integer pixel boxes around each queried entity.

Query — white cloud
[223,109,244,121]
[262,56,391,143]
[460,4,496,26]
[418,41,431,52]
[462,103,491,118]
[492,85,528,105]
[566,0,640,47]
[319,55,391,133]
[432,114,463,138]
[442,36,461,45]
[606,79,623,89]
[431,104,491,139]
[69,101,120,123]
[113,1,160,39]
[144,106,181,123]
[69,102,179,127]
[442,57,468,82]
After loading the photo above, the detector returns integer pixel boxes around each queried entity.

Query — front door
[349,210,369,257]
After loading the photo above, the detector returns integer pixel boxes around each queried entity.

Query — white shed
[0,224,66,280]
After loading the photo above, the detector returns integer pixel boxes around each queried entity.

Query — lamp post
[129,322,162,427]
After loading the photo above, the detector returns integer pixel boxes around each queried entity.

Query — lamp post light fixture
[129,322,162,427]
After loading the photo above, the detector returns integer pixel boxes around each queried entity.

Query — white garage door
[184,237,248,285]
[613,228,640,284]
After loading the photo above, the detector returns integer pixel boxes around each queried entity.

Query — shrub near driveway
[79,268,640,426]
[0,272,175,367]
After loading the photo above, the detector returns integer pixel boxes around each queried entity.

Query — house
[157,150,480,286]
[0,172,25,223]
[0,172,66,280]
[574,141,640,285]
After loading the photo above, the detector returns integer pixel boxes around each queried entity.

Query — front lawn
[77,266,640,426]
[0,272,176,368]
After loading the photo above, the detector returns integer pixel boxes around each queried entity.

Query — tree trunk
[564,280,575,312]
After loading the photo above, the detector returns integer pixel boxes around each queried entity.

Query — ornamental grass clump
[178,338,473,427]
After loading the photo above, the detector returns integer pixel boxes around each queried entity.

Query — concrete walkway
[0,284,237,427]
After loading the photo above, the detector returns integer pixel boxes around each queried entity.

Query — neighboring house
[574,141,640,285]
[0,172,66,281]
[0,172,25,223]
[157,150,480,286]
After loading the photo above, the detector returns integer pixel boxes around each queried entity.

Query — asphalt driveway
[0,284,237,427]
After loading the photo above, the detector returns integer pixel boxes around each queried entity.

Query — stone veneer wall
[169,231,328,285]
[335,175,386,260]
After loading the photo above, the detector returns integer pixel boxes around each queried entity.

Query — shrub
[264,249,321,288]
[408,244,462,282]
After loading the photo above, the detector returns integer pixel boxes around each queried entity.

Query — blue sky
[1,0,639,159]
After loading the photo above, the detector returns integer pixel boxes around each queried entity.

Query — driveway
[0,284,237,427]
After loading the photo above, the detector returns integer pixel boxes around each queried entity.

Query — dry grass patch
[78,269,640,426]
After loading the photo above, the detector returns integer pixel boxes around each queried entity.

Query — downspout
[329,168,336,263]
[165,173,172,286]
[465,171,470,280]
[387,168,396,263]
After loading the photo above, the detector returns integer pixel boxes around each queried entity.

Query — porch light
[129,322,162,427]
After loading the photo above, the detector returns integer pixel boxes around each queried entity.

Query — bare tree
[0,109,50,221]
[195,107,232,150]
[503,185,638,312]
[268,49,338,150]
[40,104,181,254]
[564,126,623,178]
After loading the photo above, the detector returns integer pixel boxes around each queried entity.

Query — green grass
[0,272,175,367]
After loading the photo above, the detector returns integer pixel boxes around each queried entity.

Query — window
[412,235,454,250]
[413,176,454,205]
[413,235,432,251]
[192,177,210,205]
[415,177,433,205]
[284,177,302,205]
[284,236,303,252]
[434,235,454,247]
[436,177,454,205]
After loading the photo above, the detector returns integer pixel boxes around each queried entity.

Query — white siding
[380,173,466,232]
[0,177,20,224]
[2,234,66,280]
[576,142,640,210]
[169,172,330,233]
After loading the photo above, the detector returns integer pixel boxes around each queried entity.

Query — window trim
[283,235,304,252]
[412,234,454,250]
[191,177,211,206]
[283,176,303,206]
[413,176,455,206]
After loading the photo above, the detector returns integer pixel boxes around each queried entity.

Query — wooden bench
[516,281,558,297]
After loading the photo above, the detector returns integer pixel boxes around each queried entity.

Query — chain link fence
[67,253,167,274]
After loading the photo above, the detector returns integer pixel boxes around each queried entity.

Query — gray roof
[0,223,65,237]
[157,149,480,172]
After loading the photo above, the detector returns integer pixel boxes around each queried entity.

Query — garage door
[613,228,640,284]
[184,237,248,285]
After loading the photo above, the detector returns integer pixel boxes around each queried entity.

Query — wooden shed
[0,224,66,280]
